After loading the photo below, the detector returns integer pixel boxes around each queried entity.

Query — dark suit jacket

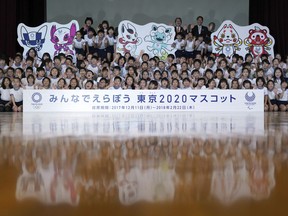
[174,26,186,39]
[192,25,209,38]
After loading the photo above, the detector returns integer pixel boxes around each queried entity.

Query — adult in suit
[192,16,209,38]
[174,17,186,39]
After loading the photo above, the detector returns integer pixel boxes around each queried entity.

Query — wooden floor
[0,112,288,216]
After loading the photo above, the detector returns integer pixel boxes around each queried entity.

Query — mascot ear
[249,29,254,34]
[70,23,77,37]
[165,28,172,33]
[263,29,267,34]
[38,25,48,38]
[223,24,227,29]
[152,25,157,31]
[121,24,127,34]
[20,26,29,40]
[50,25,56,38]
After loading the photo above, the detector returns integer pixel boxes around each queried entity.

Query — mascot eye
[54,36,59,42]
[261,35,264,39]
[252,35,256,39]
[126,35,131,39]
[231,34,235,38]
[64,34,69,41]
[221,34,225,38]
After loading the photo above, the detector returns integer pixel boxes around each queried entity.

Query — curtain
[0,0,46,59]
[249,0,288,57]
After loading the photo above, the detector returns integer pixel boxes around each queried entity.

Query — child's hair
[114,76,122,82]
[27,74,35,84]
[42,77,51,86]
[1,77,13,89]
[256,77,266,86]
[85,17,93,25]
[218,78,229,89]
[243,80,252,88]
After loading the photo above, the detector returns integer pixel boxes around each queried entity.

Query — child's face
[98,32,104,38]
[126,77,133,86]
[216,71,223,78]
[220,81,227,88]
[79,69,86,77]
[38,70,45,77]
[172,80,179,87]
[66,70,73,78]
[161,80,168,87]
[198,79,204,86]
[257,71,264,77]
[220,61,226,68]
[267,82,274,90]
[51,69,58,77]
[257,79,264,87]
[244,83,251,89]
[58,80,65,87]
[140,80,147,88]
[242,70,249,77]
[99,79,107,88]
[183,80,190,88]
[182,72,188,79]
[86,72,93,79]
[43,79,50,87]
[172,72,178,79]
[0,59,5,65]
[154,72,161,80]
[85,82,93,89]
[76,32,82,38]
[15,56,22,63]
[88,31,94,37]
[28,77,34,84]
[229,71,236,78]
[205,72,213,79]
[194,62,200,69]
[275,70,282,78]
[113,69,120,76]
[14,79,21,88]
[208,80,216,88]
[114,79,121,87]
[232,81,239,89]
[4,79,10,87]
[70,79,77,87]
[281,82,287,89]
[108,29,114,35]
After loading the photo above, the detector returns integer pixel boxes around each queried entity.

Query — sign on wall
[23,90,264,112]
[211,20,275,59]
[116,20,176,59]
[17,20,79,59]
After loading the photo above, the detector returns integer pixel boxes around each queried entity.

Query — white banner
[211,20,275,58]
[116,20,176,59]
[17,20,79,59]
[23,90,264,112]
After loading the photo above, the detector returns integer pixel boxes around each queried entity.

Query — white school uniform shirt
[86,64,99,75]
[109,86,122,90]
[278,88,288,101]
[10,88,23,102]
[84,35,95,47]
[256,86,268,96]
[94,36,106,49]
[34,77,44,86]
[185,40,195,52]
[73,38,86,49]
[50,77,59,87]
[0,88,11,101]
[25,85,35,90]
[106,35,116,46]
[268,89,277,100]
[173,39,185,50]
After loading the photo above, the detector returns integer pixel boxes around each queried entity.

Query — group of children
[1,17,288,112]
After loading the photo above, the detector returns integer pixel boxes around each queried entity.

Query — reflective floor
[0,112,288,216]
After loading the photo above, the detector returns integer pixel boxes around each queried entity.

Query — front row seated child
[0,77,13,112]
[10,77,23,112]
